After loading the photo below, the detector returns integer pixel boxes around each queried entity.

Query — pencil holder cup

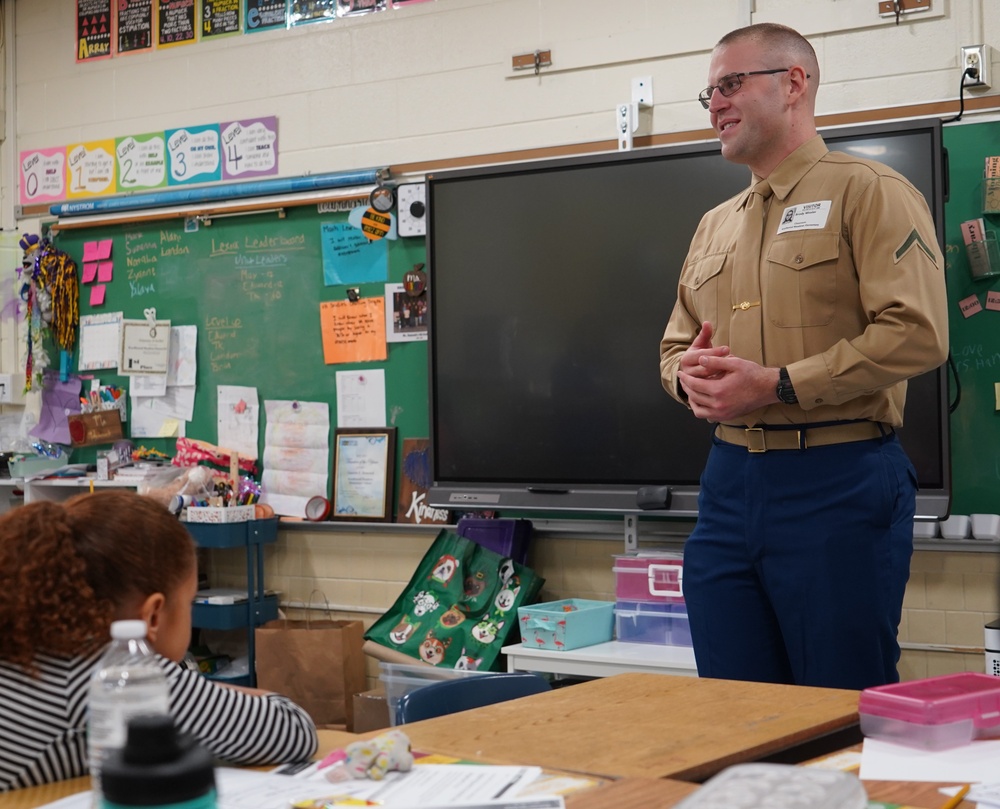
[984,178,1000,214]
[939,514,972,540]
[971,513,1000,541]
[966,232,1000,280]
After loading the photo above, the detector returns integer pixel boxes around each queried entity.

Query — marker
[527,487,569,494]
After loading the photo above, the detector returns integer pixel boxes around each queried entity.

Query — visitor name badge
[776,200,831,234]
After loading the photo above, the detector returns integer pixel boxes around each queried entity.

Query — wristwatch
[776,367,798,404]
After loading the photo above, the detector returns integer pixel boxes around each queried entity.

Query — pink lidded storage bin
[859,671,1000,750]
[613,552,684,604]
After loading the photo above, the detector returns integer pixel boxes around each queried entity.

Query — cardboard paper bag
[255,618,366,730]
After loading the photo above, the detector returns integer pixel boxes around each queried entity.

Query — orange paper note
[319,297,387,364]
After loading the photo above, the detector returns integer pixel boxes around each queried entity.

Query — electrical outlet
[961,44,990,90]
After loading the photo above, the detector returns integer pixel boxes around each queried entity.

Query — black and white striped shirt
[0,651,318,792]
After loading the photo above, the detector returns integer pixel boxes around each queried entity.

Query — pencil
[938,784,970,809]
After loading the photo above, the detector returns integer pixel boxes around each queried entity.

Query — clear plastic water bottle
[88,620,170,802]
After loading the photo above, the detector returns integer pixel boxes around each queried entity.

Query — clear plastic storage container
[859,671,1000,750]
[612,552,684,604]
[378,661,489,726]
[615,601,692,646]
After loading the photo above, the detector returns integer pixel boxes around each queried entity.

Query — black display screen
[426,119,949,518]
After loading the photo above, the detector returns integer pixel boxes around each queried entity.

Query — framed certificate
[331,427,396,522]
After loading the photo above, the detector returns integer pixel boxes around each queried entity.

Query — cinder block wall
[206,528,1000,689]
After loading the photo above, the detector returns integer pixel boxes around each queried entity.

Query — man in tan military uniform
[659,23,948,689]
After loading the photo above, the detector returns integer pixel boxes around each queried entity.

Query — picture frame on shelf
[331,427,397,522]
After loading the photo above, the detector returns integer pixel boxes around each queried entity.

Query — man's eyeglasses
[698,69,801,109]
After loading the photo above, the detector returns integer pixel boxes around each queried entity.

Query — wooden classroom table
[3,715,975,808]
[397,671,861,781]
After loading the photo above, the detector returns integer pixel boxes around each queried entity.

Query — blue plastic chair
[394,672,551,725]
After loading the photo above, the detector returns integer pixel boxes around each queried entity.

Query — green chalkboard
[52,204,428,512]
[943,121,1000,515]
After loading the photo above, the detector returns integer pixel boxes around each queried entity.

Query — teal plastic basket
[517,598,614,651]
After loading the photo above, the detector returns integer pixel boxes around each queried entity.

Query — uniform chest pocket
[679,252,727,328]
[765,231,840,328]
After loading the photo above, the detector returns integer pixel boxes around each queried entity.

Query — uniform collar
[748,135,829,203]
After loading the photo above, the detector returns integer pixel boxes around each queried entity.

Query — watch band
[776,367,798,404]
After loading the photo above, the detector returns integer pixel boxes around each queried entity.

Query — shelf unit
[502,640,697,679]
[185,518,279,688]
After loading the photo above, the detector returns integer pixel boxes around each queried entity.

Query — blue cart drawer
[186,517,278,548]
[192,594,279,630]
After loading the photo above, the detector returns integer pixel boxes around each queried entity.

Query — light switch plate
[397,182,427,237]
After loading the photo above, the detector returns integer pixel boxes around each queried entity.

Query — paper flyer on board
[261,400,330,517]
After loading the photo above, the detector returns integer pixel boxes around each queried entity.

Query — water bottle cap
[101,715,215,806]
[110,620,148,640]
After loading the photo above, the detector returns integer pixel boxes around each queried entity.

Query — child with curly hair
[0,489,317,791]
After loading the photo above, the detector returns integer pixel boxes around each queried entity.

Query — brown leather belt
[715,421,886,453]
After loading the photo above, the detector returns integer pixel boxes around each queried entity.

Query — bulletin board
[51,203,429,507]
[44,118,1000,520]
[943,120,1000,515]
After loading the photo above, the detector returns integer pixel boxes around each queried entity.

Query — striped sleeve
[0,651,99,792]
[160,659,318,765]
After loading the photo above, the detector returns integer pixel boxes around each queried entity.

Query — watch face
[369,186,395,213]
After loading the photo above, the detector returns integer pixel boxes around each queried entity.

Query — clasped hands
[677,321,781,423]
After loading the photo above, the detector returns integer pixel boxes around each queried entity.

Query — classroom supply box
[517,598,614,651]
[615,601,692,647]
[612,552,684,604]
[455,517,532,565]
[378,661,489,726]
[185,505,255,523]
[859,671,1000,750]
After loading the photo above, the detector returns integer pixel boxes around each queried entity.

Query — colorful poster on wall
[77,0,113,62]
[202,0,242,38]
[165,124,222,185]
[336,0,387,17]
[115,132,168,192]
[66,140,117,198]
[288,0,336,26]
[157,0,196,47]
[19,148,67,206]
[117,0,154,54]
[220,116,278,179]
[244,0,287,32]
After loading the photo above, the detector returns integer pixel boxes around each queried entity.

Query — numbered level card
[119,318,172,375]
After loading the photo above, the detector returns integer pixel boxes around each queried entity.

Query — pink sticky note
[82,262,98,283]
[987,291,1000,311]
[96,239,112,260]
[89,284,106,307]
[97,261,113,283]
[960,294,983,318]
[83,241,100,262]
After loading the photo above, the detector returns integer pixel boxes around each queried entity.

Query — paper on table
[31,766,562,809]
[859,736,1000,783]
[294,762,545,806]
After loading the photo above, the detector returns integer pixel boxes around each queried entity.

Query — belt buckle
[745,427,766,453]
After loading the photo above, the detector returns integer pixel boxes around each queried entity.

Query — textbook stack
[612,552,692,647]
